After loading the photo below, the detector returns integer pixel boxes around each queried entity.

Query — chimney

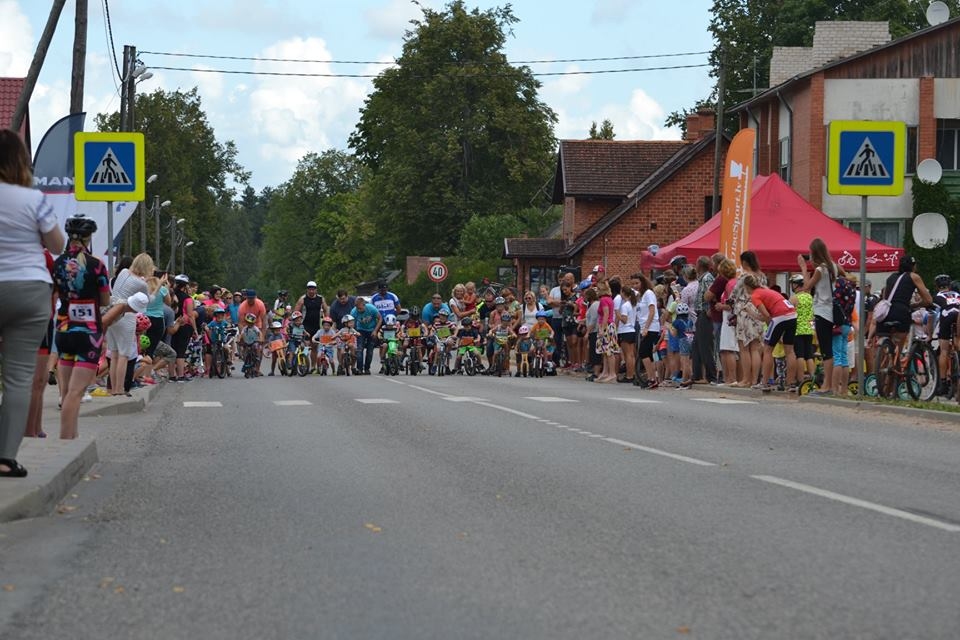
[685,109,716,142]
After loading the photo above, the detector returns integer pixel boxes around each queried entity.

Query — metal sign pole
[107,200,114,276]
[857,195,867,399]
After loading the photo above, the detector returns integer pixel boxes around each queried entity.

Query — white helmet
[384,314,397,326]
[270,320,282,329]
[342,314,355,323]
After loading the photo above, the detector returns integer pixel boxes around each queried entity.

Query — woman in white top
[798,237,837,394]
[448,283,468,320]
[0,130,66,477]
[106,252,155,396]
[616,286,638,383]
[517,289,541,332]
[636,274,662,389]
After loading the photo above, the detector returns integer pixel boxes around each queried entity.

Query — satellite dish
[913,212,949,249]
[647,243,660,256]
[927,1,950,26]
[917,158,943,184]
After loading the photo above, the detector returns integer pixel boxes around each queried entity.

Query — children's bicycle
[384,337,402,376]
[288,340,311,377]
[242,343,260,378]
[458,345,482,376]
[517,348,531,378]
[531,341,549,378]
[316,342,334,376]
[210,335,230,379]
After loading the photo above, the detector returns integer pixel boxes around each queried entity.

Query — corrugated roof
[551,139,688,202]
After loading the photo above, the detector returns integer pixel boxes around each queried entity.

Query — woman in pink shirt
[742,274,798,391]
[594,281,620,383]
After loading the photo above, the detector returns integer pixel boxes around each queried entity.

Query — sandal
[0,458,28,478]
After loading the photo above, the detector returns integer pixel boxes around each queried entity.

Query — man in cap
[238,289,268,339]
[294,281,328,371]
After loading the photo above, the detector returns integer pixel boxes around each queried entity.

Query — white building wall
[935,79,960,118]
[821,79,918,222]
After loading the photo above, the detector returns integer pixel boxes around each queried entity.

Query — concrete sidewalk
[0,381,164,523]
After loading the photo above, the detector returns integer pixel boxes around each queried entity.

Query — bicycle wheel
[798,379,816,395]
[898,374,921,401]
[278,355,288,377]
[863,373,878,397]
[910,342,937,402]
[875,340,898,399]
[297,351,310,376]
[216,346,228,379]
[464,355,476,376]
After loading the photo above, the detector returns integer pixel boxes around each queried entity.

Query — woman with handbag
[798,238,838,395]
[871,255,932,356]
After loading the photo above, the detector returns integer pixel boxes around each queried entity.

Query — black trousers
[691,312,717,382]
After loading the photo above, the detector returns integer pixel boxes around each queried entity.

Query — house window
[778,137,791,183]
[936,119,960,171]
[906,126,918,175]
[529,266,560,293]
[704,195,719,221]
[847,220,903,247]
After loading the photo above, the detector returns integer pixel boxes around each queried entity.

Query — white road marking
[604,438,716,467]
[442,397,488,402]
[273,400,312,406]
[588,434,606,438]
[694,398,757,405]
[355,398,400,404]
[407,384,452,398]
[183,401,222,408]
[524,396,578,403]
[472,401,541,420]
[752,475,960,533]
[609,397,662,404]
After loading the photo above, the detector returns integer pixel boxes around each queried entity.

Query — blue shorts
[678,336,692,357]
[832,327,850,368]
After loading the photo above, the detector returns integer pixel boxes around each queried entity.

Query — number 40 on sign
[427,261,448,283]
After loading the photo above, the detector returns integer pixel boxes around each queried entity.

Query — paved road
[2,369,959,639]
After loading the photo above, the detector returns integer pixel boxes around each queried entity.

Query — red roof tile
[552,139,688,201]
[0,77,28,140]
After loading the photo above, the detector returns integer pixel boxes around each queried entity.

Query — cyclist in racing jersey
[336,314,360,375]
[371,280,401,320]
[453,316,482,373]
[487,311,516,376]
[265,319,284,376]
[932,274,960,396]
[400,307,427,366]
[427,308,457,374]
[377,314,401,373]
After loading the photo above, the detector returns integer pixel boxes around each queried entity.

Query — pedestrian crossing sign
[827,120,905,196]
[73,132,145,201]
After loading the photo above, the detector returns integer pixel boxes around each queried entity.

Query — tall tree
[668,1,959,131]
[350,0,557,256]
[589,119,616,140]
[96,87,248,285]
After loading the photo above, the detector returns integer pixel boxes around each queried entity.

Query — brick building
[731,17,960,248]
[504,112,728,291]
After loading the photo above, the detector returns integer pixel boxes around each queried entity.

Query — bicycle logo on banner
[836,250,901,269]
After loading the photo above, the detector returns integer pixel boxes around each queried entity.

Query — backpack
[832,274,857,326]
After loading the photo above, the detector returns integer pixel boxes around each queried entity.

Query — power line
[147,63,710,79]
[101,0,122,81]
[139,49,710,66]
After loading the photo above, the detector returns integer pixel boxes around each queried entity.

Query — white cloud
[246,37,369,182]
[552,88,681,141]
[190,65,225,101]
[364,0,428,40]
[0,0,33,75]
[591,0,637,24]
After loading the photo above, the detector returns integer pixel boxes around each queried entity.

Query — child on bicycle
[530,310,556,358]
[336,314,360,375]
[265,319,284,375]
[428,309,457,374]
[515,324,533,374]
[286,311,308,371]
[454,316,482,373]
[487,312,516,376]
[400,307,427,367]
[311,316,337,374]
[377,314,401,372]
[668,303,694,389]
[205,307,230,375]
[239,312,263,376]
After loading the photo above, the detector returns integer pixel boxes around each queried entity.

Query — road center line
[406,383,453,398]
[604,438,716,467]
[471,401,542,420]
[752,475,960,533]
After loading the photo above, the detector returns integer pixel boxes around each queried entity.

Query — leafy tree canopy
[349,0,558,256]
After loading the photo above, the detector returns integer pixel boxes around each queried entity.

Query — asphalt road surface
[2,367,959,639]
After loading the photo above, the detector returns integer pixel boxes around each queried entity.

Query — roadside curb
[0,382,163,524]
[798,394,960,424]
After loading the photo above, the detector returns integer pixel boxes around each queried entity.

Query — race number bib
[407,327,421,338]
[68,300,96,324]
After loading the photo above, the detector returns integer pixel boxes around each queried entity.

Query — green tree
[903,177,960,285]
[668,1,959,131]
[456,206,562,261]
[349,0,558,256]
[258,150,365,294]
[588,119,616,140]
[95,88,248,285]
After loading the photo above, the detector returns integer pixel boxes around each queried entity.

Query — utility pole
[70,0,87,114]
[711,49,727,216]
[10,0,68,132]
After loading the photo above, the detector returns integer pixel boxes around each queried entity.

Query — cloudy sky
[1,0,715,189]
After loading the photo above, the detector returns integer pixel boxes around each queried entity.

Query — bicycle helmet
[384,314,397,326]
[139,334,151,350]
[518,325,530,335]
[278,289,288,296]
[494,296,506,305]
[675,302,690,315]
[535,310,548,318]
[271,320,282,329]
[290,311,302,320]
[213,307,226,315]
[461,317,473,326]
[64,214,97,238]
[396,311,410,322]
[135,313,151,333]
[322,316,334,325]
[437,309,449,317]
[244,312,257,323]
[935,274,952,288]
[500,312,512,322]
[409,305,420,317]
[789,274,804,285]
[174,274,190,284]
[342,314,355,323]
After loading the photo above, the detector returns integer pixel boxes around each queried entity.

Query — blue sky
[1,0,716,190]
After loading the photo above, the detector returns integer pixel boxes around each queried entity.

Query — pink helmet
[518,325,530,335]
[135,313,152,333]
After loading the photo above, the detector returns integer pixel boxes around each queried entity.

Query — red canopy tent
[642,174,903,273]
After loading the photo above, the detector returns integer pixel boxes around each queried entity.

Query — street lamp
[182,240,194,273]
[151,196,171,262]
[140,174,158,253]
[168,217,185,273]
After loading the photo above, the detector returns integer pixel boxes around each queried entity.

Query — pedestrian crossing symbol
[73,132,145,201]
[827,120,905,196]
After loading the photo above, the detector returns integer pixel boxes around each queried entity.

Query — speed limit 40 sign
[427,261,448,283]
